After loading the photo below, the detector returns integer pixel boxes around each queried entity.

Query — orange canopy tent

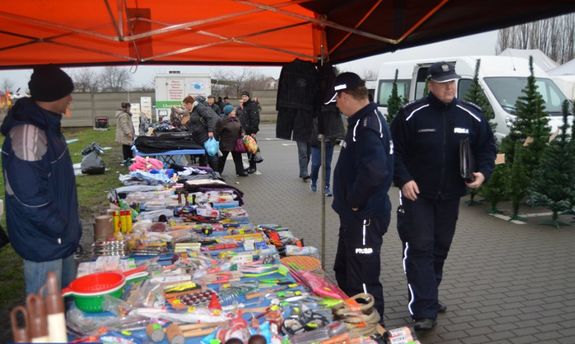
[0,0,573,69]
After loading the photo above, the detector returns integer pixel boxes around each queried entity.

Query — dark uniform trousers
[334,215,389,318]
[397,195,460,320]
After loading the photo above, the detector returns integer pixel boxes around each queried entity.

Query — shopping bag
[253,149,264,164]
[242,135,258,154]
[204,137,220,157]
[80,143,105,175]
[233,137,247,153]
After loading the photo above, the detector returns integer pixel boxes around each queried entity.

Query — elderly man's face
[428,80,457,104]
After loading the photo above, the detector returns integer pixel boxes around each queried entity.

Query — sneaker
[324,186,332,197]
[310,183,317,192]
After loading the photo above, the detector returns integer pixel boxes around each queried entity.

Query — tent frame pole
[319,46,327,270]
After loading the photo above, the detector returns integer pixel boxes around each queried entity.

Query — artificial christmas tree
[528,100,575,228]
[386,69,403,123]
[500,56,550,219]
[479,164,508,214]
[509,142,530,221]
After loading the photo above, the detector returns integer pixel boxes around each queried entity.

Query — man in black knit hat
[1,65,82,293]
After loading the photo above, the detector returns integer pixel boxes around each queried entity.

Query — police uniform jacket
[391,93,496,200]
[332,102,394,221]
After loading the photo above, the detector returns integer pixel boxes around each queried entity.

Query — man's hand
[466,172,485,189]
[401,180,419,201]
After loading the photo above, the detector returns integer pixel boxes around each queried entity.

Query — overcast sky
[0,30,498,93]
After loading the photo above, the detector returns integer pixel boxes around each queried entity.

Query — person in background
[390,62,496,331]
[223,96,231,106]
[216,104,248,177]
[217,96,225,110]
[1,65,81,293]
[183,95,220,171]
[207,95,222,116]
[296,139,311,181]
[115,102,136,166]
[309,105,345,196]
[237,91,260,174]
[328,72,394,323]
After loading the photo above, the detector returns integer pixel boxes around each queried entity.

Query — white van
[375,56,570,141]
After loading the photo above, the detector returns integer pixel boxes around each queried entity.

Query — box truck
[375,56,570,141]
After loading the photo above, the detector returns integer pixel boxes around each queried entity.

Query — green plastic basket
[72,286,124,313]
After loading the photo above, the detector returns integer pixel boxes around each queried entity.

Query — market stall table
[132,146,206,165]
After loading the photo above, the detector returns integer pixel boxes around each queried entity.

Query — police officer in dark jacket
[390,62,496,331]
[329,72,394,322]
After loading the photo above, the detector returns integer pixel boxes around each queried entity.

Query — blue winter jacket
[332,102,394,221]
[1,98,81,262]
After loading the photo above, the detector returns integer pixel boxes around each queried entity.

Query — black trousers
[122,145,133,161]
[397,195,459,320]
[334,215,389,319]
[218,151,244,175]
[198,154,219,172]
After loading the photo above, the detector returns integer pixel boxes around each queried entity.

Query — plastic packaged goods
[285,245,319,258]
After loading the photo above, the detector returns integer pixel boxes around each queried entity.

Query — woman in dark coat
[237,91,260,173]
[216,105,247,176]
[183,95,220,171]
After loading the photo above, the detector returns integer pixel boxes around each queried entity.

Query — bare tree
[212,68,269,97]
[98,66,132,91]
[497,13,575,64]
[362,69,378,81]
[132,79,155,92]
[72,69,99,92]
[1,79,15,92]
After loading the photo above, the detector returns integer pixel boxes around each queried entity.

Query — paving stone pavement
[224,124,575,344]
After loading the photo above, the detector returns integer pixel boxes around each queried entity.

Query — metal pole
[319,44,326,270]
[320,132,326,270]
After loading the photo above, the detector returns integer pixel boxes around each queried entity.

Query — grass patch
[0,126,126,341]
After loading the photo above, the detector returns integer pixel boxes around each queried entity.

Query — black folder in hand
[460,137,475,183]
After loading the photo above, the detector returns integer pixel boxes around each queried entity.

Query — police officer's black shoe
[247,167,256,174]
[413,318,437,331]
[438,302,447,313]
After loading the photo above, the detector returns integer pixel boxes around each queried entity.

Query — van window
[377,79,410,107]
[458,79,472,99]
[484,77,568,115]
[414,67,429,99]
